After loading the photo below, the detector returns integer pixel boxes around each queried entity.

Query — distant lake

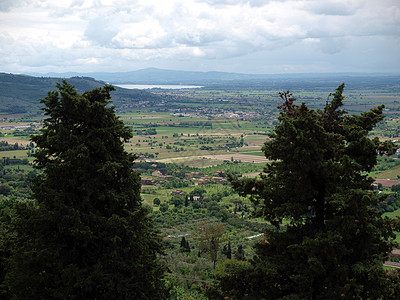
[115,84,203,90]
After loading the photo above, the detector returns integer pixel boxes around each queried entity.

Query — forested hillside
[0,73,162,114]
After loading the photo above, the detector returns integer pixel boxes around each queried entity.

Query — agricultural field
[1,77,400,296]
[2,79,400,202]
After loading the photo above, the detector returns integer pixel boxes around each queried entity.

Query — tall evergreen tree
[4,81,167,299]
[227,84,400,299]
[180,236,187,249]
[222,241,232,259]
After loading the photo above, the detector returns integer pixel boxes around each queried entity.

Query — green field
[0,150,30,159]
[384,209,400,244]
[240,151,265,156]
[373,165,400,180]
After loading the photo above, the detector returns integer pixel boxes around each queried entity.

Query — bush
[392,184,400,192]
[160,203,169,213]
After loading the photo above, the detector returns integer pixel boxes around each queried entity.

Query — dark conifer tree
[180,236,187,248]
[227,241,232,259]
[180,236,191,252]
[227,84,400,299]
[234,245,245,261]
[222,242,233,259]
[5,81,167,299]
[185,241,191,253]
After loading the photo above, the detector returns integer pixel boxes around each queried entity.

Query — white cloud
[304,0,363,16]
[0,0,399,73]
[76,57,100,64]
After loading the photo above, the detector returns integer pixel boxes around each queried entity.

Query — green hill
[0,73,162,115]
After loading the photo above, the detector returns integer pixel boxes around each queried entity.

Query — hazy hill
[28,68,400,90]
[29,68,270,84]
[0,73,162,115]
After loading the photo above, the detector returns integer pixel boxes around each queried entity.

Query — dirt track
[199,153,267,163]
[158,153,267,164]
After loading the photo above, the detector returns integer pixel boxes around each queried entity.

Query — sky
[0,0,399,75]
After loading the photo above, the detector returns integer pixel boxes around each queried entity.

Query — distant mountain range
[0,73,162,115]
[27,68,398,85]
[26,68,267,84]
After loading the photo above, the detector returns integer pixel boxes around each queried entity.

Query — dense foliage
[3,81,167,299]
[228,84,400,299]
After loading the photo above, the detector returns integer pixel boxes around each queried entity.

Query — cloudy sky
[0,0,399,74]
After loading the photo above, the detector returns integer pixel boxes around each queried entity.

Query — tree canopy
[3,81,167,299]
[195,222,226,269]
[227,84,400,299]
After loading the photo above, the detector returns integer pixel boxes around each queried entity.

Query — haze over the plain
[0,0,399,74]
